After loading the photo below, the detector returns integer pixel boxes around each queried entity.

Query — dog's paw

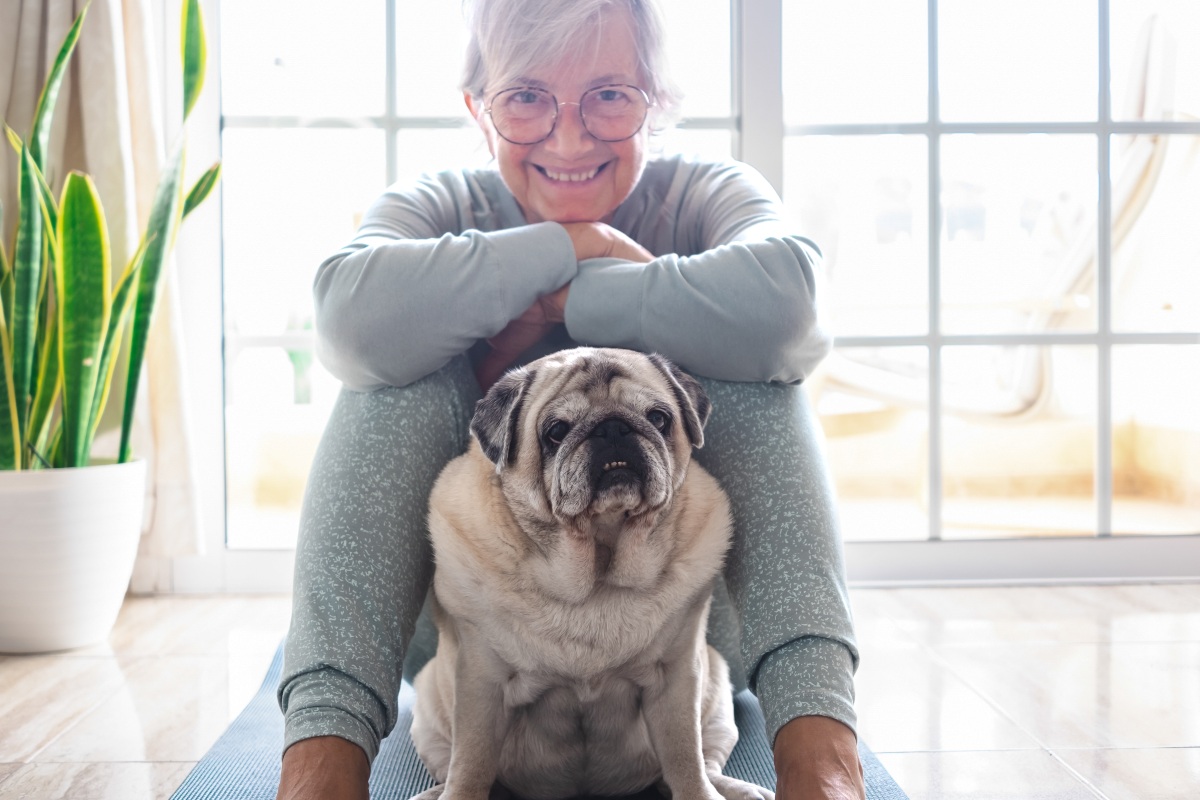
[710,774,776,800]
[408,786,507,800]
[407,785,445,800]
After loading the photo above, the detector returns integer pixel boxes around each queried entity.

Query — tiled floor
[854,583,1200,799]
[0,596,292,800]
[1,584,1198,799]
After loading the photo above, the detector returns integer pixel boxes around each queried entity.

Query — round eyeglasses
[484,84,653,145]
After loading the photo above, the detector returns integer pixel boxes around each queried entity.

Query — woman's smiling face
[468,5,650,224]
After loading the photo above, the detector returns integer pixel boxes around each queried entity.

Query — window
[199,0,1200,586]
[782,0,1200,550]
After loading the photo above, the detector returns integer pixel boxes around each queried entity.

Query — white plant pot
[0,459,147,653]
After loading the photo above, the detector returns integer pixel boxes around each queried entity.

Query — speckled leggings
[278,354,858,763]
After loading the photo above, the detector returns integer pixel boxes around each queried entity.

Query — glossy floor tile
[0,594,290,800]
[0,762,194,800]
[35,656,235,763]
[930,642,1200,749]
[854,644,1039,753]
[878,584,1200,647]
[853,581,1200,799]
[0,586,1197,799]
[1055,748,1200,800]
[874,750,1103,799]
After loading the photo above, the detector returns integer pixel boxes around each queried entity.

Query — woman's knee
[695,380,824,461]
[322,356,479,454]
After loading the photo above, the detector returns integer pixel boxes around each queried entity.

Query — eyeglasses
[484,84,653,145]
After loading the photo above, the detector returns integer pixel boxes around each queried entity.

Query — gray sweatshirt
[313,155,832,389]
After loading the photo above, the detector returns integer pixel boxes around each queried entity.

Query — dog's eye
[647,409,669,432]
[545,420,571,446]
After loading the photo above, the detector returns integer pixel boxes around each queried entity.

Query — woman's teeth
[542,166,600,183]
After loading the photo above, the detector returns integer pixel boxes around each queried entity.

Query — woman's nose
[543,102,595,156]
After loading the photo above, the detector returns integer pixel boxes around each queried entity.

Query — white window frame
[774,0,1200,583]
[173,0,1199,592]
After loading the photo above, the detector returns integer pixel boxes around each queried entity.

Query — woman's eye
[647,410,669,432]
[546,421,571,445]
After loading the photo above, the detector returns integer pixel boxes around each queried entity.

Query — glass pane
[941,135,1097,335]
[658,0,731,118]
[942,346,1097,540]
[397,0,472,117]
[655,128,734,162]
[1112,135,1200,333]
[396,128,494,187]
[1112,345,1200,536]
[811,347,930,542]
[222,129,386,337]
[220,1,385,117]
[1111,0,1200,123]
[939,0,1097,122]
[783,0,927,125]
[226,346,342,549]
[784,135,929,336]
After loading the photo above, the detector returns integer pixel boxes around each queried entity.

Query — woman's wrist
[560,221,608,260]
[560,221,654,263]
[277,736,369,800]
[774,716,865,800]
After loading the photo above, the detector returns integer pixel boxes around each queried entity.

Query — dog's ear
[471,367,535,468]
[647,353,710,449]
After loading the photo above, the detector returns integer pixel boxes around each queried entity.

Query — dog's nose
[590,417,632,441]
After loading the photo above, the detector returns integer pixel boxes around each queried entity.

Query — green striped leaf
[0,198,9,282]
[183,161,221,219]
[181,0,207,121]
[0,298,19,469]
[4,124,22,155]
[0,232,10,345]
[30,3,89,171]
[10,123,63,235]
[56,172,111,468]
[11,143,44,451]
[27,320,60,466]
[88,240,147,441]
[31,154,60,235]
[119,142,185,463]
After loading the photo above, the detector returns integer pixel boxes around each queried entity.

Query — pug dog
[409,347,773,800]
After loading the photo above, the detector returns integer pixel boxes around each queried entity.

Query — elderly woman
[276,1,862,798]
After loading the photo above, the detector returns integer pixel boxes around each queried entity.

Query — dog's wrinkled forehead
[470,348,711,468]
[537,353,667,418]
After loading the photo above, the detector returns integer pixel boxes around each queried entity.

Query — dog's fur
[408,348,773,800]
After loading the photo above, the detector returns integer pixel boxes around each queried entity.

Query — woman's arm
[312,172,578,390]
[565,159,832,384]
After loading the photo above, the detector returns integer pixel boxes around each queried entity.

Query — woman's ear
[464,92,497,158]
[464,92,482,119]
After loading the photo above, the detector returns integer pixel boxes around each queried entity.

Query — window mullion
[385,0,398,185]
[731,0,783,192]
[1097,0,1113,536]
[928,0,943,542]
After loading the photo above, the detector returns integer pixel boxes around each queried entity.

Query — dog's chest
[480,585,680,678]
[499,672,661,798]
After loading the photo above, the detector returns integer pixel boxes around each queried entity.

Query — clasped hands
[473,221,653,390]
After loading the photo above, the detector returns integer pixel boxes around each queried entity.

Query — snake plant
[0,0,220,470]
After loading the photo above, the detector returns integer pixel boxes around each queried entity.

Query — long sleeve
[312,171,578,390]
[564,159,832,383]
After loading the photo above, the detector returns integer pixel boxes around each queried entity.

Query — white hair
[460,0,683,127]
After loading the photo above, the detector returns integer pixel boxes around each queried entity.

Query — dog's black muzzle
[587,417,647,491]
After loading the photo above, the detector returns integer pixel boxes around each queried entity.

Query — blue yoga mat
[172,643,906,799]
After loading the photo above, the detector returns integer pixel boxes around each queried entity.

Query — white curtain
[0,0,205,588]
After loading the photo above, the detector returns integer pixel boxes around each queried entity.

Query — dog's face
[470,348,710,525]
